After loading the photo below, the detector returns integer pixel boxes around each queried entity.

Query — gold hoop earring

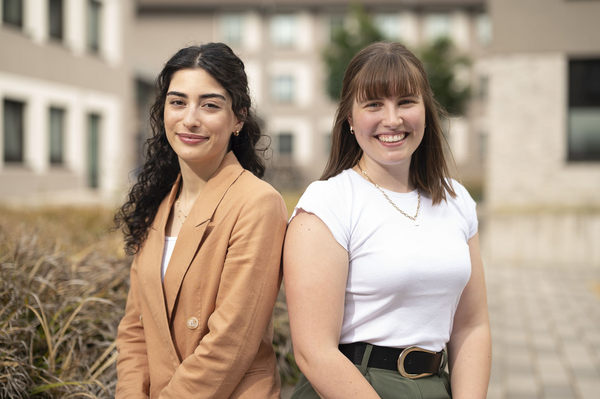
[349,126,355,135]
[233,130,240,137]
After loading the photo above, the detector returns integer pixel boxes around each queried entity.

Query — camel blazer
[116,152,287,399]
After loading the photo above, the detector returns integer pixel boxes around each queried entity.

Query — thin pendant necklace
[176,198,188,224]
[357,164,421,226]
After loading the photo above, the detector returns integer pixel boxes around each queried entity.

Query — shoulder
[232,170,287,215]
[301,169,354,201]
[447,179,476,205]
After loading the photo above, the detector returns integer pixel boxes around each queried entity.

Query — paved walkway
[486,264,600,399]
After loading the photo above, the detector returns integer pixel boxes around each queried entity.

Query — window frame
[567,58,600,162]
[3,99,26,164]
[49,0,64,41]
[49,106,65,165]
[2,0,24,29]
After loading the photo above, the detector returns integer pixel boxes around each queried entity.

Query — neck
[177,152,227,207]
[356,156,414,193]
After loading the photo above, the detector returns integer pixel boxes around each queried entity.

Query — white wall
[0,71,123,196]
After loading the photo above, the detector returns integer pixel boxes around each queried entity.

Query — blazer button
[187,317,199,330]
[139,315,143,327]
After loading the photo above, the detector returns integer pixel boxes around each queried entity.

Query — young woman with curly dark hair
[115,43,287,399]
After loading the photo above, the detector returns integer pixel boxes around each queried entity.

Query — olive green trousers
[291,344,452,399]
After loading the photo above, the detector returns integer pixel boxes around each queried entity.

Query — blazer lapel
[162,151,245,322]
[140,177,181,368]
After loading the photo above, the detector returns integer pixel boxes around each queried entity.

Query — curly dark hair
[115,43,267,255]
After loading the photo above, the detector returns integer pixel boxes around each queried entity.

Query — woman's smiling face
[164,68,243,169]
[348,93,426,170]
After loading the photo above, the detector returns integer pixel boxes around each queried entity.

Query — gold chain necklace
[357,164,421,226]
[176,198,188,224]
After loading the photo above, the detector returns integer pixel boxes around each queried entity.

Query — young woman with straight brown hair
[284,41,491,398]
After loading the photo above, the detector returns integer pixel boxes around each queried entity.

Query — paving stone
[575,379,600,399]
[543,384,576,399]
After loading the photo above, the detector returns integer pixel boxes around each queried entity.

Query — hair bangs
[354,52,422,103]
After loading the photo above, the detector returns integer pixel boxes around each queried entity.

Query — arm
[447,232,492,399]
[284,211,381,399]
[116,256,150,399]
[159,190,287,399]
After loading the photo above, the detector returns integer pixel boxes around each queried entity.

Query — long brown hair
[321,41,456,205]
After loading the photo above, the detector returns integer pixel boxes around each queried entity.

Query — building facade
[134,0,490,189]
[484,0,600,266]
[0,0,134,204]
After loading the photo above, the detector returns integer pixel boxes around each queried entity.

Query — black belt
[339,342,445,379]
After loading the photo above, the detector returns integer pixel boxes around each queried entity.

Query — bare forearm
[448,324,492,399]
[297,348,380,399]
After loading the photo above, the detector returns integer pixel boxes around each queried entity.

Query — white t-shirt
[161,236,177,282]
[291,169,477,352]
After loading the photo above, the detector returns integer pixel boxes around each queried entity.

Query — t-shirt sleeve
[290,181,350,251]
[455,181,478,239]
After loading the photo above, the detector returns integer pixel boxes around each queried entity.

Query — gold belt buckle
[397,346,436,379]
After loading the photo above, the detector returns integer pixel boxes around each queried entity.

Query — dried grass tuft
[0,206,299,397]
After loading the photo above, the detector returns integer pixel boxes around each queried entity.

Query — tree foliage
[323,4,471,115]
[323,3,384,100]
[419,37,471,115]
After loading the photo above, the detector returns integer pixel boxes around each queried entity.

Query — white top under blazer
[291,169,478,352]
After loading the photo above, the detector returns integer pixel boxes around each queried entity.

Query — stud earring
[233,130,240,137]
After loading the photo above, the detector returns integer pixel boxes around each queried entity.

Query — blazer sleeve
[158,189,287,399]
[116,255,151,399]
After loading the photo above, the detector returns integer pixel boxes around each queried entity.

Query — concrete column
[26,0,47,44]
[400,11,419,48]
[25,96,48,173]
[451,10,470,51]
[65,0,86,56]
[297,11,313,52]
[245,11,262,52]
[101,0,123,67]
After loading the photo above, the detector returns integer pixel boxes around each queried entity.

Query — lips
[376,132,408,143]
[177,133,207,145]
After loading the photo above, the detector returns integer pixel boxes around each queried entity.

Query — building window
[88,0,101,53]
[277,133,294,155]
[88,114,101,188]
[476,13,492,47]
[568,59,600,161]
[49,107,65,165]
[270,14,296,47]
[49,0,64,40]
[424,13,451,42]
[221,14,243,46]
[374,14,399,41]
[3,99,25,163]
[271,75,295,103]
[2,0,23,28]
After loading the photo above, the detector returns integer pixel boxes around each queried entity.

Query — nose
[182,107,200,130]
[382,103,402,128]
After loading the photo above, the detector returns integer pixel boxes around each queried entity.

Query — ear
[347,115,353,126]
[235,107,247,131]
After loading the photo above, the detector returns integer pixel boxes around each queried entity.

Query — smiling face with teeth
[348,93,426,179]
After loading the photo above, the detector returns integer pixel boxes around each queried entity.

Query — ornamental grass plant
[0,206,298,398]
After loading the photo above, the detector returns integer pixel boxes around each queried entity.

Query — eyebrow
[166,91,227,101]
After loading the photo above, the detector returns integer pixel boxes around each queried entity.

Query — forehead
[353,56,423,102]
[168,68,231,101]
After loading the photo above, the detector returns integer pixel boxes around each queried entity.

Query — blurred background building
[1,0,599,266]
[0,0,134,204]
[484,0,600,267]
